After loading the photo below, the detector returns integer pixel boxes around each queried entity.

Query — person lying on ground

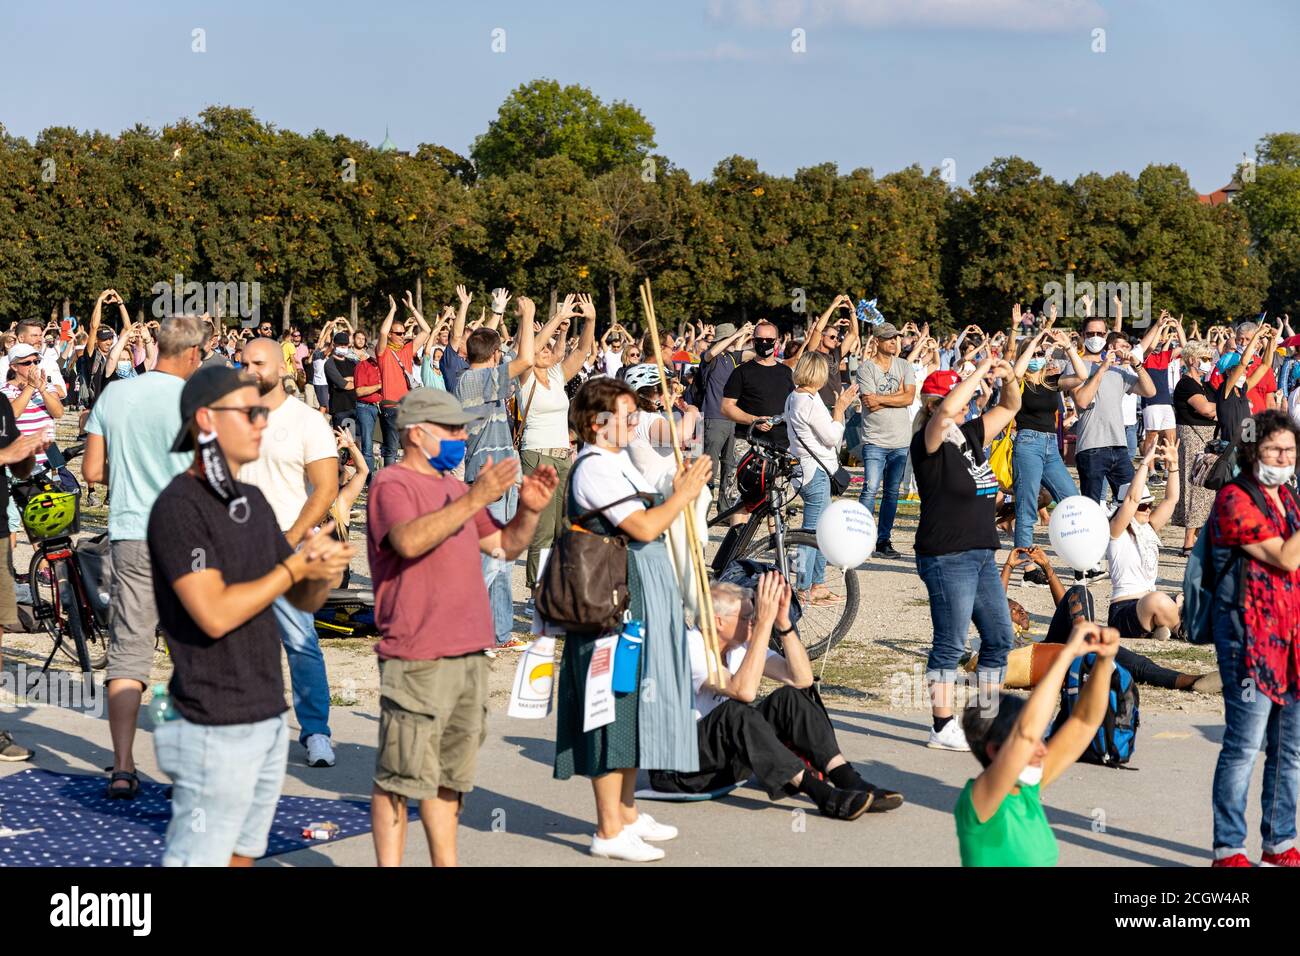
[649,573,904,819]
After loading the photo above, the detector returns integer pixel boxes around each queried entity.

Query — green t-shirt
[954,778,1059,867]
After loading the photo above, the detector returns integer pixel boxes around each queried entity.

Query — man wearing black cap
[147,366,353,866]
[367,386,558,866]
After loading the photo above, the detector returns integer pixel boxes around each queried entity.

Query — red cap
[1282,335,1300,349]
[921,370,961,397]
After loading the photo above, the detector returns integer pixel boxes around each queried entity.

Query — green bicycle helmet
[22,489,77,538]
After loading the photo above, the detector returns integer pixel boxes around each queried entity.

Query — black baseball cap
[333,331,351,346]
[170,365,258,453]
[96,326,116,341]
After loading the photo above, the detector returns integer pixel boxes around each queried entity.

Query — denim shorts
[154,712,289,866]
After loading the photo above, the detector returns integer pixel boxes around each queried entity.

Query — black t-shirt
[1173,376,1216,427]
[723,359,795,445]
[326,355,357,415]
[816,346,844,408]
[910,417,1000,556]
[148,473,293,726]
[1016,377,1062,433]
[0,400,18,533]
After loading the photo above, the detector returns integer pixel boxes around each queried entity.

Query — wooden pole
[639,280,724,688]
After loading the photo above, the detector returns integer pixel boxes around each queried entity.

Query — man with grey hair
[648,573,904,818]
[83,314,207,799]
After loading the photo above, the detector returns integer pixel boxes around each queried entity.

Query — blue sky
[1,0,1295,192]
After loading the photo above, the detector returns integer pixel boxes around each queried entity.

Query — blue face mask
[1026,358,1046,373]
[427,438,466,473]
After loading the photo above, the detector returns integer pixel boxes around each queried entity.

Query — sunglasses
[753,337,777,345]
[1136,503,1152,513]
[10,358,38,367]
[208,405,270,424]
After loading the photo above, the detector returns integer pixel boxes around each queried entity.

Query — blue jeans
[796,469,830,590]
[379,404,401,467]
[858,443,908,545]
[483,486,519,644]
[1211,617,1300,856]
[916,549,1012,679]
[154,712,288,866]
[1075,445,1134,505]
[1125,423,1138,459]
[1011,429,1078,549]
[272,597,332,743]
[354,402,379,475]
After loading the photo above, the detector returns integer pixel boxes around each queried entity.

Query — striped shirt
[2,382,53,465]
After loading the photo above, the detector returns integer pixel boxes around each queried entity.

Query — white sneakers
[927,719,971,752]
[624,812,678,842]
[590,814,678,862]
[305,734,336,768]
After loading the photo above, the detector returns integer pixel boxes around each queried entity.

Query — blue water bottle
[612,620,644,694]
[148,683,177,727]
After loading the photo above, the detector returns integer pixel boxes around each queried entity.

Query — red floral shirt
[1211,482,1300,705]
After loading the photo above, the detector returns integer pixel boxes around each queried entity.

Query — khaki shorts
[374,654,489,800]
[107,540,159,686]
[0,537,16,631]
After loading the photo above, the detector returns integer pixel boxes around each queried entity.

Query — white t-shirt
[601,350,624,378]
[238,396,338,533]
[1106,520,1160,601]
[628,410,677,486]
[570,444,655,529]
[520,365,570,451]
[1121,392,1139,428]
[784,389,844,485]
[687,629,779,720]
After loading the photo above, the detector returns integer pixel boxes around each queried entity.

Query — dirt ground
[0,414,1221,720]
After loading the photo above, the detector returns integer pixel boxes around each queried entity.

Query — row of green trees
[1,80,1296,332]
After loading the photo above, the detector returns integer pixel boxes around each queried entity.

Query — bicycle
[12,443,109,684]
[708,433,860,660]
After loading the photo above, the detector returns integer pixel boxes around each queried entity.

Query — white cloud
[709,0,1108,33]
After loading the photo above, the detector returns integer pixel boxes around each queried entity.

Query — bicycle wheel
[29,550,108,671]
[739,529,859,661]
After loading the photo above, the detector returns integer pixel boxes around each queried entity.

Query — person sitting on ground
[1106,440,1183,639]
[976,546,1220,694]
[649,573,904,819]
[955,620,1121,867]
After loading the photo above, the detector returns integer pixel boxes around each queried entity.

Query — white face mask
[1256,462,1295,487]
[1084,335,1107,354]
[1198,361,1213,374]
[1018,764,1044,787]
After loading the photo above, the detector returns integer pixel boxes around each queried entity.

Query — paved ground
[0,700,1248,867]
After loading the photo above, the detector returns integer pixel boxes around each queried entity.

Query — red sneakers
[1211,853,1252,867]
[1261,847,1300,867]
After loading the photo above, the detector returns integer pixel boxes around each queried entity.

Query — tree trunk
[741,303,749,324]
[416,276,423,315]
[350,294,358,325]
[549,287,558,319]
[62,297,70,319]
[608,277,618,327]
[281,283,293,332]
[136,306,144,324]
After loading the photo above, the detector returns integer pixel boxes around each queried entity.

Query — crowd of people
[0,285,1296,870]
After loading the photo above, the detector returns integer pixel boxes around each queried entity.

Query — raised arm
[562,293,599,382]
[505,297,537,380]
[403,291,432,354]
[377,296,397,344]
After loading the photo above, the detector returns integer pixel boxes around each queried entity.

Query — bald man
[238,337,341,768]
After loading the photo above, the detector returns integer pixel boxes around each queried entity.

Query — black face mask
[753,339,776,358]
[198,430,250,523]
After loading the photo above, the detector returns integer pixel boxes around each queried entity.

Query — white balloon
[1048,495,1110,571]
[816,500,877,569]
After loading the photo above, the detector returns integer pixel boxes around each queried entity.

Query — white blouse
[785,389,844,485]
[570,444,656,527]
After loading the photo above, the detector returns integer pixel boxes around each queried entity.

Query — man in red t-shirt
[366,387,557,867]
[353,352,382,473]
[1209,321,1279,416]
[376,293,432,467]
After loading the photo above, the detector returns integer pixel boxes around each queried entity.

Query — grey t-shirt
[1075,361,1140,453]
[855,356,916,449]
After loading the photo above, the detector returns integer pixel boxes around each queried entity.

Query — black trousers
[1044,584,1182,689]
[650,686,840,799]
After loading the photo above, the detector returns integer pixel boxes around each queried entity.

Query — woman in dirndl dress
[552,377,712,862]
